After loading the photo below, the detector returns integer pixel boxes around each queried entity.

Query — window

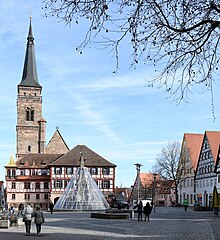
[44,194,49,200]
[12,183,16,189]
[12,170,15,176]
[90,167,98,175]
[24,182,31,189]
[190,194,193,204]
[66,167,73,175]
[36,194,40,200]
[183,180,185,188]
[44,182,49,189]
[20,170,25,176]
[24,194,30,200]
[208,166,210,173]
[218,175,220,183]
[54,168,62,175]
[26,107,34,121]
[191,179,194,187]
[102,180,110,189]
[42,170,49,175]
[187,179,190,187]
[28,145,31,152]
[54,180,63,189]
[12,194,16,200]
[102,167,110,175]
[36,182,40,189]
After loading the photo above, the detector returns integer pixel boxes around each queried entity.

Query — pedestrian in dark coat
[137,201,143,221]
[143,202,152,221]
[31,205,44,236]
[49,201,54,214]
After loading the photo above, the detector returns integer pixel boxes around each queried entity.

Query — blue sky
[0,0,220,187]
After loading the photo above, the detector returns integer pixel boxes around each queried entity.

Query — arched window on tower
[26,107,34,121]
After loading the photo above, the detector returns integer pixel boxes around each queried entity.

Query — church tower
[16,17,46,160]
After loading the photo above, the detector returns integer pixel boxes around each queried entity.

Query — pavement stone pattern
[0,207,219,240]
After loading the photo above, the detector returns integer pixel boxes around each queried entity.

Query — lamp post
[153,173,157,213]
[134,163,143,203]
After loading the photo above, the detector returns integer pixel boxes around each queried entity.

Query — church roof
[18,17,41,88]
[45,129,69,154]
[16,153,63,169]
[50,144,116,167]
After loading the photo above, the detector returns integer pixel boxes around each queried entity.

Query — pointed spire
[6,155,16,167]
[19,17,41,88]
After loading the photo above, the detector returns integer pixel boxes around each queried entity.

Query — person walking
[23,204,33,236]
[137,201,143,221]
[183,199,189,211]
[32,205,45,237]
[49,201,54,214]
[143,202,152,221]
[18,203,24,217]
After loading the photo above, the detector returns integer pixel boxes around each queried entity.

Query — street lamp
[134,163,143,203]
[153,173,157,213]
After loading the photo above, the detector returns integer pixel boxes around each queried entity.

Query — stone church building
[5,18,116,210]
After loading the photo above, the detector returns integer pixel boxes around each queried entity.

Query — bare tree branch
[43,0,220,111]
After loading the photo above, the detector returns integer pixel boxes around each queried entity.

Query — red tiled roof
[205,131,220,164]
[184,133,203,170]
[139,173,160,187]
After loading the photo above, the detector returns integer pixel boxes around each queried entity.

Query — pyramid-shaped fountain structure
[54,153,110,210]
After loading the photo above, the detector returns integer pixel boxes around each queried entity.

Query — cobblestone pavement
[0,207,219,240]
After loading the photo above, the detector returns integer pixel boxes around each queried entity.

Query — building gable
[195,134,217,180]
[45,129,69,154]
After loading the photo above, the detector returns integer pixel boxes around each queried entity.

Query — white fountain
[54,152,110,210]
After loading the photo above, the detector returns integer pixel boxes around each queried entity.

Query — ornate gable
[195,135,216,181]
